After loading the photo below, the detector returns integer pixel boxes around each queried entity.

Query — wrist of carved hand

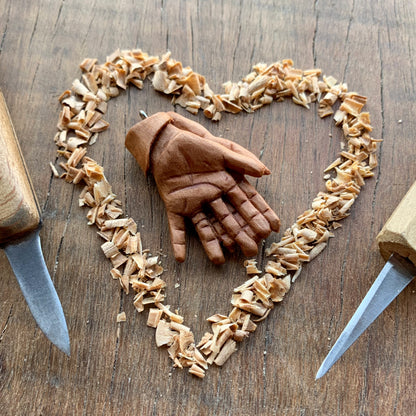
[125,112,172,174]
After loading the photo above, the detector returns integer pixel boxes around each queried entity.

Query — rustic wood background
[1,1,415,415]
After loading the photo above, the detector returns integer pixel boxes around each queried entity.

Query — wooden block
[376,181,416,266]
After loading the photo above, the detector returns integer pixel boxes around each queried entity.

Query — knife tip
[315,360,331,380]
[315,368,326,380]
[51,331,70,356]
[45,324,70,356]
[59,341,71,356]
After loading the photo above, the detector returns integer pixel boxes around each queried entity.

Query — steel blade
[4,228,70,355]
[316,253,415,379]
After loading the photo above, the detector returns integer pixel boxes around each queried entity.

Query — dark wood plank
[0,0,415,415]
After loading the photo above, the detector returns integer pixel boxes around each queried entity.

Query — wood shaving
[49,162,59,177]
[51,49,380,379]
[117,311,126,322]
[243,259,261,274]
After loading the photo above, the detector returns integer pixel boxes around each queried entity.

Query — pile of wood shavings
[51,49,380,378]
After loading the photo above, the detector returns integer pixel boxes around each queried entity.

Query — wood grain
[0,1,415,415]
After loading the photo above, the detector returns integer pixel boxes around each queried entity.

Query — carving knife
[316,180,416,379]
[0,89,70,355]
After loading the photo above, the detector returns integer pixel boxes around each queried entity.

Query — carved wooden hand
[126,111,280,264]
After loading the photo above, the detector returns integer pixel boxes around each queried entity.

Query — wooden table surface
[1,1,415,415]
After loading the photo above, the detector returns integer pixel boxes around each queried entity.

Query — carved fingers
[192,211,225,264]
[166,212,186,263]
[207,176,280,261]
[165,176,280,264]
[235,177,280,233]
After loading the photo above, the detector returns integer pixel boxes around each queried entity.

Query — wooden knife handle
[376,180,416,266]
[0,89,40,244]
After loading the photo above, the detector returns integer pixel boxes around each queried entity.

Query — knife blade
[316,253,415,379]
[0,89,70,354]
[316,180,416,379]
[4,228,70,355]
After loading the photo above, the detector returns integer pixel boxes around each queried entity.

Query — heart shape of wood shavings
[52,49,380,378]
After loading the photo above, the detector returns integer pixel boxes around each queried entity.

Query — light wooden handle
[376,180,416,266]
[0,89,40,244]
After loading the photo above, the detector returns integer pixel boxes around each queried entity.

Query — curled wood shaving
[49,162,60,177]
[117,312,126,322]
[243,259,261,275]
[189,363,206,378]
[52,49,380,379]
